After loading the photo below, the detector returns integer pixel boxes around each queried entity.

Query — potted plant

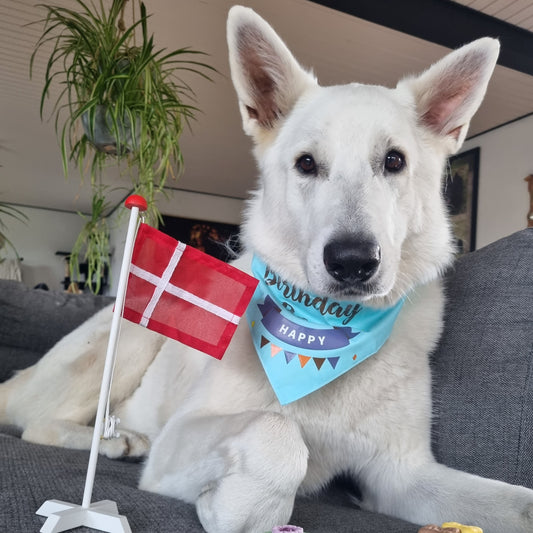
[31,0,214,292]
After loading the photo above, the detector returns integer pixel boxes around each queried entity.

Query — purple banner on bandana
[258,296,359,351]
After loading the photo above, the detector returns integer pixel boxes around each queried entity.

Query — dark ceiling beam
[309,0,533,77]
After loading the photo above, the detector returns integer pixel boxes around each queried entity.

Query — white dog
[2,6,533,533]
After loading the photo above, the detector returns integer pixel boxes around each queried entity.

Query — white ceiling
[455,0,533,30]
[1,0,533,214]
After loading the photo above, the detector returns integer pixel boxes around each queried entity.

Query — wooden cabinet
[525,175,533,228]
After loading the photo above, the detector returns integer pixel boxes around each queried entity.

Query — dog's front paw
[502,489,533,533]
[484,488,533,533]
[99,429,150,459]
[524,501,533,524]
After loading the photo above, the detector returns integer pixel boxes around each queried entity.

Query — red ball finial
[125,194,148,211]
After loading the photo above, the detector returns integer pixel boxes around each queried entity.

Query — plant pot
[81,104,140,155]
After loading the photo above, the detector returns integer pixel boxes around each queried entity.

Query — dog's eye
[295,154,318,176]
[384,150,405,173]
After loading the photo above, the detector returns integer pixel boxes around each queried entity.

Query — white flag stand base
[36,499,131,533]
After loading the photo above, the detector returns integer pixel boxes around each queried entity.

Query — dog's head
[227,6,499,306]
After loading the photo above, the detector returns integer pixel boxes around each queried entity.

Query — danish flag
[122,223,258,359]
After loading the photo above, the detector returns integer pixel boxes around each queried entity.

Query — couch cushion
[431,228,533,489]
[0,281,113,381]
[0,428,203,533]
[0,425,419,533]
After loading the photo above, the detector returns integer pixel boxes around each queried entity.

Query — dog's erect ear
[227,6,317,142]
[398,38,499,154]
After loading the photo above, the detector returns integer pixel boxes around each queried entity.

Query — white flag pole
[82,195,146,509]
[37,195,148,533]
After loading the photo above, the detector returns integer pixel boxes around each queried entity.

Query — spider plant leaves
[69,189,112,294]
[30,0,216,292]
[0,203,28,261]
[31,0,214,185]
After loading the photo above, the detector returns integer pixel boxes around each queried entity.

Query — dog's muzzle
[323,235,381,285]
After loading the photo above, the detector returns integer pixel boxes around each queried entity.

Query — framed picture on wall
[443,147,480,253]
[160,215,241,262]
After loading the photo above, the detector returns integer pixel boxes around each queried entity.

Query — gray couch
[1,228,532,533]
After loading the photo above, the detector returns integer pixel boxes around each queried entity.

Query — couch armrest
[0,280,114,382]
[431,228,533,489]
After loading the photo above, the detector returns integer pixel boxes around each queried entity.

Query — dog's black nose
[323,236,381,284]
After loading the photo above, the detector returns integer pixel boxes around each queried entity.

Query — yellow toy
[442,522,483,533]
[418,523,483,533]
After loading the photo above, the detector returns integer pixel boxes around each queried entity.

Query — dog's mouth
[322,280,385,302]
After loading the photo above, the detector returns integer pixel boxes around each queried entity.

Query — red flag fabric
[123,223,258,359]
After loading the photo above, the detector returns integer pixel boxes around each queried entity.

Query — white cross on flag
[122,223,258,359]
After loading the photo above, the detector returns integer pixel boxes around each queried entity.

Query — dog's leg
[21,418,150,459]
[140,410,308,533]
[358,453,533,533]
[0,305,164,458]
[347,370,533,533]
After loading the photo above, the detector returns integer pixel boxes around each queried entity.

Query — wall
[462,114,533,249]
[6,112,531,293]
[2,190,244,294]
[107,189,244,295]
[1,205,84,291]
[3,191,243,294]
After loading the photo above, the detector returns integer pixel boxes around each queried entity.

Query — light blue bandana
[246,256,405,405]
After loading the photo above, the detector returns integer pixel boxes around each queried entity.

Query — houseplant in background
[0,202,28,262]
[31,0,214,292]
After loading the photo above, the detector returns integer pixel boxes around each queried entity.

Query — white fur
[2,6,532,533]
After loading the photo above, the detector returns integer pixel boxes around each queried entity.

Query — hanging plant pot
[81,104,141,155]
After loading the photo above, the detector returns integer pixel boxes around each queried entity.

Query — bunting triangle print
[285,352,297,364]
[313,357,325,371]
[327,357,340,370]
[298,355,311,368]
[271,344,282,358]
